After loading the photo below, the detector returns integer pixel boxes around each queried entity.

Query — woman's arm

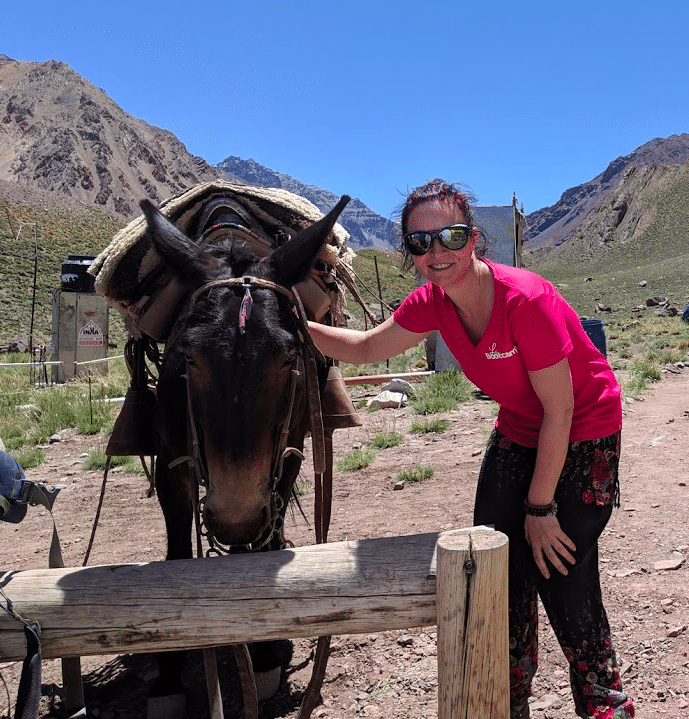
[525,356,576,579]
[307,316,430,364]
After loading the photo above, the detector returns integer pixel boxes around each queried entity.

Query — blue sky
[3,1,688,219]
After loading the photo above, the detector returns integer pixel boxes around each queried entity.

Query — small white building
[51,256,109,382]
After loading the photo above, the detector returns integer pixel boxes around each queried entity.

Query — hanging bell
[320,366,363,430]
[106,388,158,457]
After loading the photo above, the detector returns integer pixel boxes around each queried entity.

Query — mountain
[0,55,222,218]
[0,55,397,250]
[526,134,689,249]
[215,156,398,250]
[6,52,684,260]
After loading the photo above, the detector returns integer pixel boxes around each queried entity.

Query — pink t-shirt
[394,259,622,447]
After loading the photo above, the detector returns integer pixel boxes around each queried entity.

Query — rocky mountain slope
[215,157,399,249]
[0,55,396,249]
[0,55,221,218]
[2,53,686,258]
[525,133,689,249]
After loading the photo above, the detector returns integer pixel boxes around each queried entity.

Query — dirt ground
[1,367,688,718]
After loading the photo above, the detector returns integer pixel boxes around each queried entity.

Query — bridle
[169,275,327,555]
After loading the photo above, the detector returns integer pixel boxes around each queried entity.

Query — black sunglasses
[403,224,472,256]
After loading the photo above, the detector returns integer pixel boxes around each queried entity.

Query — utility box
[428,199,524,371]
[51,291,109,383]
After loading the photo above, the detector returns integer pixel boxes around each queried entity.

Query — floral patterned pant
[474,429,635,719]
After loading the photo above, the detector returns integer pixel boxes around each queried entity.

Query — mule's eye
[184,355,196,367]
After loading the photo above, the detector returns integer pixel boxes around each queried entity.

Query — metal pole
[373,255,385,321]
[28,225,38,358]
[373,255,390,371]
[88,371,93,425]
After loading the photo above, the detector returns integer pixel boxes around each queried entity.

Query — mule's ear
[269,195,350,287]
[141,199,215,287]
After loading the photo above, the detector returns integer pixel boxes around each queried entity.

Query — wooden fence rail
[0,526,508,718]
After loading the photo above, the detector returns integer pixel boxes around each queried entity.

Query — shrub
[645,347,683,365]
[73,395,118,435]
[410,418,451,434]
[82,450,142,473]
[294,480,311,496]
[0,420,28,451]
[411,370,473,415]
[369,432,403,449]
[14,447,46,470]
[630,359,662,382]
[395,466,435,483]
[32,387,77,437]
[622,358,662,400]
[336,448,376,472]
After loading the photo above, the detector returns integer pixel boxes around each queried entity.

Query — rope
[0,583,35,629]
[346,265,396,315]
[81,456,112,567]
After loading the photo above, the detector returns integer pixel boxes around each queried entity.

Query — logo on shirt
[485,343,518,360]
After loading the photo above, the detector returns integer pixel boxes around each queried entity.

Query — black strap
[1,482,78,718]
[13,623,41,719]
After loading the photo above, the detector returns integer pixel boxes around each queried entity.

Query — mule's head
[143,196,349,547]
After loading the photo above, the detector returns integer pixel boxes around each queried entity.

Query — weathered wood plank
[1,528,499,661]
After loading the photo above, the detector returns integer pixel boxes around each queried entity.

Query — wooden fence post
[436,528,509,719]
[1,528,510,716]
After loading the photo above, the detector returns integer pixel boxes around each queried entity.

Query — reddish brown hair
[395,179,486,271]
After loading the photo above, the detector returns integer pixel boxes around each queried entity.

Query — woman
[308,179,634,719]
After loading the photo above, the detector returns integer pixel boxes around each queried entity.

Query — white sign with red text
[78,320,104,346]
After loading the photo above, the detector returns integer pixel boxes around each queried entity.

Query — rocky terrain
[525,133,689,248]
[1,368,688,718]
[0,55,396,250]
[216,157,399,249]
[0,56,220,218]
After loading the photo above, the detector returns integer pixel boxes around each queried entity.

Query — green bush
[622,357,663,400]
[82,450,141,473]
[410,370,473,415]
[395,465,435,483]
[0,371,123,450]
[336,448,376,472]
[630,359,662,382]
[31,388,79,437]
[92,358,132,398]
[294,480,311,497]
[14,447,47,469]
[73,394,118,435]
[645,347,683,365]
[0,418,28,451]
[369,432,403,449]
[410,418,451,434]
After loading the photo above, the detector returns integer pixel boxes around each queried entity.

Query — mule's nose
[204,502,272,547]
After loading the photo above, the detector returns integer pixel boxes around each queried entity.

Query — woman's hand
[524,514,576,579]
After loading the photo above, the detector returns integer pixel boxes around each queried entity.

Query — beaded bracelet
[523,499,558,517]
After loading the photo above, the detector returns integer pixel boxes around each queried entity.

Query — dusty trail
[1,368,688,718]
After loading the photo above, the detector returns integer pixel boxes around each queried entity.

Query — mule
[139,194,350,712]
